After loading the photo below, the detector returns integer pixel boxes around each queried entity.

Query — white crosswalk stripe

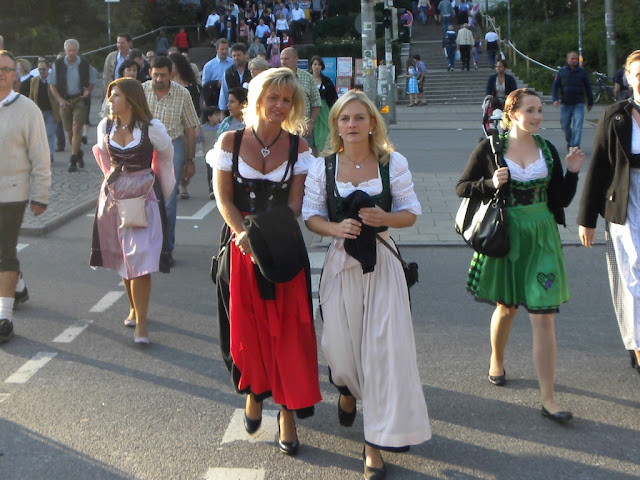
[203,468,265,480]
[221,409,278,445]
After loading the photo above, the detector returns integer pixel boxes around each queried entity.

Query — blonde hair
[243,67,306,135]
[624,49,640,73]
[325,90,394,164]
[500,88,540,131]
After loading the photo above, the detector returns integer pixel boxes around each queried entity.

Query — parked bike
[592,71,615,103]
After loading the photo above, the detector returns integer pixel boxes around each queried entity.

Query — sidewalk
[22,91,607,249]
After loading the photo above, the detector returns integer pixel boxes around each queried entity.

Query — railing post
[526,57,530,77]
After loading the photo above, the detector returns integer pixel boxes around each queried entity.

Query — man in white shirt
[206,9,221,45]
[484,30,500,68]
[289,2,307,40]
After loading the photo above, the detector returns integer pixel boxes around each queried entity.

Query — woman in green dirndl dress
[457,89,585,423]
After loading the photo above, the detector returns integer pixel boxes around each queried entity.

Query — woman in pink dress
[266,30,281,68]
[90,78,174,344]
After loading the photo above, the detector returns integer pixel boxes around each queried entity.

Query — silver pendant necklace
[252,128,283,158]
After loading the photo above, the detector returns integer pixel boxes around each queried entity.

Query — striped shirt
[142,80,199,140]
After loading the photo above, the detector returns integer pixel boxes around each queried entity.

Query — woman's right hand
[234,231,252,257]
[492,166,509,189]
[579,225,596,248]
[333,218,362,239]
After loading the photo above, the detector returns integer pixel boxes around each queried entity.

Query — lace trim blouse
[97,118,172,151]
[504,148,548,182]
[205,143,313,181]
[301,151,422,221]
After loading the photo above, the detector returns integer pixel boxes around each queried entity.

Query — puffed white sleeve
[93,117,111,174]
[301,156,329,221]
[293,148,314,175]
[389,152,422,215]
[149,119,175,200]
[205,141,233,172]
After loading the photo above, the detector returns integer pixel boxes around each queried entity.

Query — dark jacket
[577,100,636,228]
[552,65,594,106]
[224,64,251,92]
[485,73,517,97]
[54,56,90,99]
[316,74,338,108]
[456,136,579,226]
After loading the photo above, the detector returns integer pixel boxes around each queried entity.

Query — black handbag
[376,234,419,288]
[454,133,510,258]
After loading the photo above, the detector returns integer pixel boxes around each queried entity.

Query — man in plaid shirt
[142,56,199,266]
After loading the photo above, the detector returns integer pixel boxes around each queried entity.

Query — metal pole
[577,0,583,66]
[507,0,511,42]
[361,0,377,102]
[604,0,616,78]
[384,0,396,123]
[107,2,111,43]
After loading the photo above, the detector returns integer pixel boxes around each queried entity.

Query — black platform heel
[629,351,640,375]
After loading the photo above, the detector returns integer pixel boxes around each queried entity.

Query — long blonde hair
[325,90,394,164]
[242,67,306,135]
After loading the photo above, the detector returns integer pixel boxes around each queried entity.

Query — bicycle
[592,71,616,103]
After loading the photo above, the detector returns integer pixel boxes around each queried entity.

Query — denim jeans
[165,137,184,254]
[42,111,57,160]
[560,103,585,148]
[487,49,497,68]
[442,14,451,33]
[420,6,427,24]
[446,47,456,68]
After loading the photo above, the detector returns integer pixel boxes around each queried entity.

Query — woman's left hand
[358,205,388,228]
[565,146,585,173]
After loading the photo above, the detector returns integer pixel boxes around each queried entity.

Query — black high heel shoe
[338,394,357,427]
[629,351,640,375]
[362,445,386,480]
[276,411,299,455]
[488,369,507,386]
[244,397,263,434]
[541,406,573,423]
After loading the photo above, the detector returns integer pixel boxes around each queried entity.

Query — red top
[173,31,189,48]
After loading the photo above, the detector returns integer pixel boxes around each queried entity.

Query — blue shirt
[50,57,97,95]
[202,56,234,85]
[114,51,127,80]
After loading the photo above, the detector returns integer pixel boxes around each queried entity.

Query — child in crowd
[472,40,481,70]
[200,106,221,200]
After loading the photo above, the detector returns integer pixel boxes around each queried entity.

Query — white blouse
[504,148,548,182]
[97,118,172,152]
[301,151,422,221]
[205,143,313,181]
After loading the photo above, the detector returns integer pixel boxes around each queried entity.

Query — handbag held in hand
[108,178,155,229]
[454,133,510,258]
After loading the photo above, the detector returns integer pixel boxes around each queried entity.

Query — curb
[20,195,98,237]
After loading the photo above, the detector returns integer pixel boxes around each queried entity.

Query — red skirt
[228,241,322,410]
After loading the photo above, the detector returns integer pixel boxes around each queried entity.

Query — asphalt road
[1,125,639,480]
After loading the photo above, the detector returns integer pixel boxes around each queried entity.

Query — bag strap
[232,128,245,175]
[324,154,339,222]
[489,132,508,198]
[375,233,408,268]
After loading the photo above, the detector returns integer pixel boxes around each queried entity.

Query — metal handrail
[13,24,201,60]
[504,40,557,73]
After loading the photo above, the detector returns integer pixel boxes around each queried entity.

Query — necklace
[117,119,130,130]
[252,128,283,157]
[341,151,369,169]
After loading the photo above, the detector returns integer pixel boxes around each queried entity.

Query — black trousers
[460,45,471,70]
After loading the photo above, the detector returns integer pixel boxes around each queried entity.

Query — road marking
[221,408,278,445]
[53,320,93,343]
[5,352,57,384]
[17,243,29,252]
[89,291,125,313]
[177,201,217,220]
[203,468,265,480]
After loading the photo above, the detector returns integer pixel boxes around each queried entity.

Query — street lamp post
[577,0,583,66]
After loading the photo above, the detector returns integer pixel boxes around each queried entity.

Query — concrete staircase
[399,19,532,105]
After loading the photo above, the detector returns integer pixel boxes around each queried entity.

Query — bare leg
[245,393,262,420]
[71,120,83,155]
[365,444,384,469]
[489,303,518,376]
[530,313,563,413]
[0,271,18,298]
[122,278,135,321]
[130,274,151,338]
[279,407,297,443]
[339,393,355,413]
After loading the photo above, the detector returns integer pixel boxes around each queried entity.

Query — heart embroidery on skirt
[537,272,556,290]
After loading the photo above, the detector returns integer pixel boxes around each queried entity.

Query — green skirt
[312,100,331,152]
[467,202,569,312]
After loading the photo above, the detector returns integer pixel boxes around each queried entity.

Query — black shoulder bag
[454,133,510,257]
